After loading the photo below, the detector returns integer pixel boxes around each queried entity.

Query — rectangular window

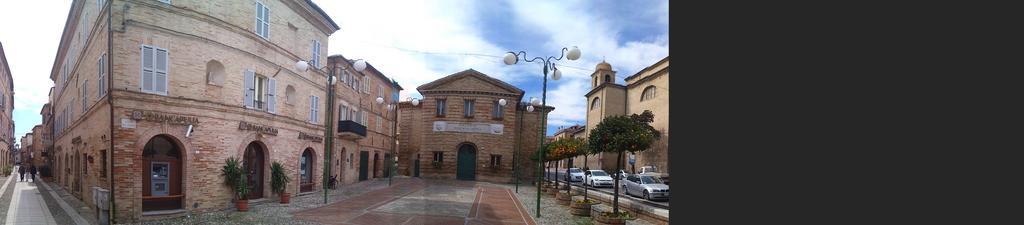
[243,72,275,112]
[140,45,168,95]
[254,75,268,110]
[376,115,382,131]
[362,111,368,125]
[98,54,106,97]
[311,40,320,68]
[339,104,349,121]
[490,154,502,168]
[310,95,319,123]
[353,77,360,91]
[82,80,88,113]
[363,78,370,94]
[492,101,504,120]
[434,150,446,167]
[377,85,384,99]
[464,100,474,118]
[255,1,269,39]
[436,99,446,116]
[82,11,89,44]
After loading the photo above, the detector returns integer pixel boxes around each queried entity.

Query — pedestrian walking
[29,164,37,182]
[17,165,25,182]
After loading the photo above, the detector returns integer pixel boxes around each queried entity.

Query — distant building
[0,41,14,169]
[397,69,550,183]
[583,57,670,173]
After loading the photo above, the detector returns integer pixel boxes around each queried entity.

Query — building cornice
[624,56,669,82]
[625,67,668,89]
[584,82,626,97]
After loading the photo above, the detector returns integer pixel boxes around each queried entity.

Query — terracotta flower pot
[236,199,249,212]
[280,193,290,204]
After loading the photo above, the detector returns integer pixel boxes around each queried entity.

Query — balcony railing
[337,120,366,139]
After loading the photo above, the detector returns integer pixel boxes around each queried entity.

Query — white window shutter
[255,2,264,37]
[141,46,154,92]
[98,55,105,96]
[155,48,168,94]
[243,70,255,108]
[267,78,277,113]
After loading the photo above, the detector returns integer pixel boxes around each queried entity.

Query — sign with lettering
[298,132,323,143]
[131,110,198,126]
[238,121,278,136]
[432,121,503,135]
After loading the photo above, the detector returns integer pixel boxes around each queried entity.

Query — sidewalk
[0,166,94,225]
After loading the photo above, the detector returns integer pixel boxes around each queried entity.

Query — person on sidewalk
[29,164,37,182]
[17,165,25,182]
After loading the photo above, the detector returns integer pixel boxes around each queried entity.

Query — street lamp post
[296,58,367,204]
[502,46,581,218]
[377,96,419,187]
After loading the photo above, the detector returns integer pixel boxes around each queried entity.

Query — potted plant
[270,161,291,204]
[221,157,250,211]
[570,196,598,217]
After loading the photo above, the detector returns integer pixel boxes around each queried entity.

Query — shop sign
[238,121,278,136]
[298,132,323,143]
[131,110,198,126]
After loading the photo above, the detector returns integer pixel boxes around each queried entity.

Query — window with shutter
[141,45,168,95]
[243,70,255,108]
[311,40,320,68]
[98,54,106,97]
[267,78,276,113]
[376,115,381,131]
[255,2,269,39]
[309,95,319,123]
[364,78,370,93]
[82,80,88,113]
[339,104,348,121]
[492,101,503,120]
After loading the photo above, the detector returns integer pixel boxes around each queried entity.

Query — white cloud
[0,0,69,145]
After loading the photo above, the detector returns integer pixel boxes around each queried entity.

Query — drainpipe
[106,0,116,223]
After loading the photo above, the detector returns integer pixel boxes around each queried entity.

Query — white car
[568,168,585,182]
[584,170,614,188]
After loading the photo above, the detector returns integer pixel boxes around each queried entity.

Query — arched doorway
[243,142,266,199]
[142,135,184,211]
[456,143,477,180]
[299,148,314,192]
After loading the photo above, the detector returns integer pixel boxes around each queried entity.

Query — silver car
[568,168,585,182]
[584,170,614,187]
[622,174,669,201]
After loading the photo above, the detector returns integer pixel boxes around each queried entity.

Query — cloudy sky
[1,0,668,146]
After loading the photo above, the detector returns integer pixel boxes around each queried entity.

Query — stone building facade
[584,57,670,173]
[397,69,550,184]
[326,55,401,186]
[1,41,13,169]
[46,0,353,222]
[31,125,49,170]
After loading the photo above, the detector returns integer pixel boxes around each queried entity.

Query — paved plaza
[293,179,536,225]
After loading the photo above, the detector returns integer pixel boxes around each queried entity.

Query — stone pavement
[292,179,537,225]
[3,166,58,225]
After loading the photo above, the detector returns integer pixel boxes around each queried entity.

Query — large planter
[556,192,572,206]
[570,196,596,217]
[279,193,290,204]
[592,205,628,225]
[236,199,249,212]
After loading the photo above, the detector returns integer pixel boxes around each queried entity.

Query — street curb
[37,179,90,225]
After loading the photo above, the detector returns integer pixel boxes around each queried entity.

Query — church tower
[584,60,628,172]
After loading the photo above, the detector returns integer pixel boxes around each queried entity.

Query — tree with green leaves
[588,110,660,215]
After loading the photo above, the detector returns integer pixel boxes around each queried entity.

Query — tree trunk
[584,154,589,201]
[566,157,572,195]
[613,151,622,214]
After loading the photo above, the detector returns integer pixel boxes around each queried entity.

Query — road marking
[37,180,89,225]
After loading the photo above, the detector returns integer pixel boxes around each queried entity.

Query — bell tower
[590,60,617,88]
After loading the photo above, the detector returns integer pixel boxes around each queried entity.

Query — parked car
[584,170,614,188]
[568,168,585,182]
[622,174,670,201]
[638,165,669,185]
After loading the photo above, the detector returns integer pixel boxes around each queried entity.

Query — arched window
[591,97,601,110]
[604,74,611,83]
[142,135,183,211]
[641,86,657,101]
[206,60,225,86]
[285,85,296,104]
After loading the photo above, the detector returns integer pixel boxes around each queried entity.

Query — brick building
[45,0,360,222]
[397,69,550,184]
[583,57,670,173]
[1,41,13,169]
[326,55,401,186]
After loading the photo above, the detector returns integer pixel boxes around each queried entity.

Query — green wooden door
[456,144,476,180]
[359,151,369,181]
